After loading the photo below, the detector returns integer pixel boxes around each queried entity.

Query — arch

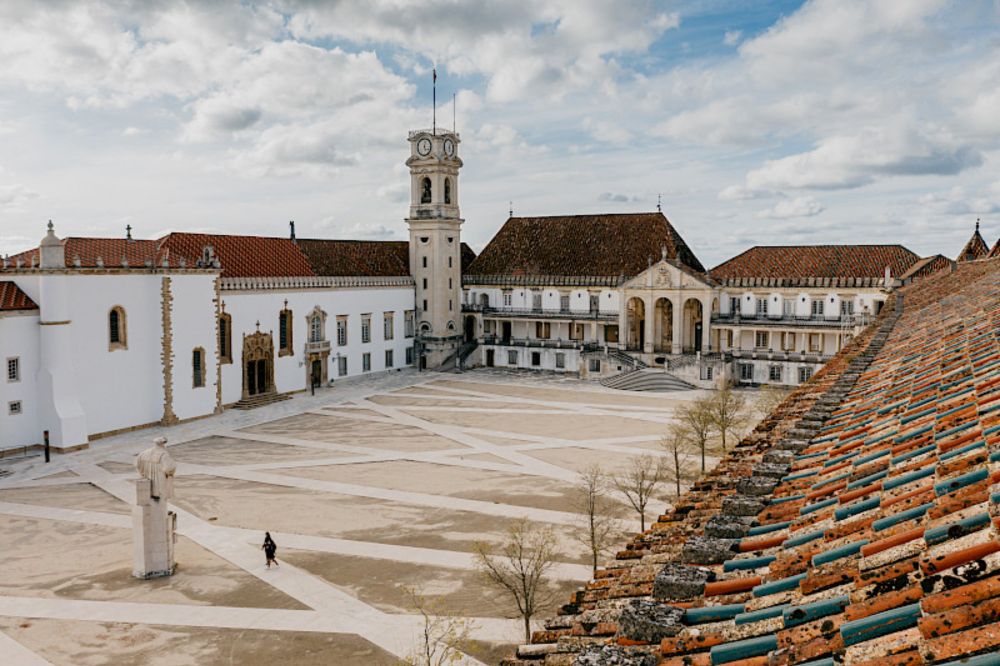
[306,306,328,343]
[219,312,232,364]
[626,297,645,351]
[108,306,127,351]
[420,177,432,204]
[653,298,673,353]
[242,331,275,399]
[479,293,489,307]
[464,315,477,342]
[682,298,703,353]
[447,321,456,332]
[420,322,432,334]
[444,177,452,204]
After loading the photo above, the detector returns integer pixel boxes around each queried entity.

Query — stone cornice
[0,267,219,276]
[221,275,415,291]
[462,274,625,288]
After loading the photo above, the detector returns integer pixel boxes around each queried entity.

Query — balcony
[728,348,832,363]
[481,335,591,350]
[463,304,617,321]
[711,312,868,329]
[304,339,331,354]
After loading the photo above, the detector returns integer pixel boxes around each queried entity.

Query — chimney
[289,220,296,242]
[39,220,66,269]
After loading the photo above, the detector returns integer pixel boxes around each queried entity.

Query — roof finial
[255,320,261,332]
[126,224,132,241]
[289,220,296,242]
[47,220,54,233]
[657,193,662,213]
[976,217,980,232]
[509,201,513,218]
[432,67,437,135]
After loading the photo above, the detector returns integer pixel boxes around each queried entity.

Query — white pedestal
[132,478,176,579]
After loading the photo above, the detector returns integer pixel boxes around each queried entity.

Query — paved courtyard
[0,369,716,665]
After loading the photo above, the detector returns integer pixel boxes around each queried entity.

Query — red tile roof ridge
[0,281,38,311]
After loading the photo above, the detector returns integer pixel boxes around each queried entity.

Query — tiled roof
[0,281,37,311]
[711,245,920,288]
[297,239,477,277]
[899,255,955,283]
[6,238,176,269]
[465,213,706,283]
[989,238,1000,259]
[509,257,1000,666]
[957,227,989,262]
[156,233,315,278]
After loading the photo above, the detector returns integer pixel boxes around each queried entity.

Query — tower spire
[432,68,437,135]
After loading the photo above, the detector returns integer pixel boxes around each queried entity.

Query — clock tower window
[444,178,452,204]
[420,177,432,204]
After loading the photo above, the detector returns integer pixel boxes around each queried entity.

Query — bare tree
[473,518,558,643]
[677,397,714,473]
[708,382,749,452]
[612,454,667,533]
[572,464,621,576]
[398,586,476,666]
[755,384,791,421]
[661,423,696,497]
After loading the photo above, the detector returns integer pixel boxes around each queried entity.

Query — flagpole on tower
[432,68,437,135]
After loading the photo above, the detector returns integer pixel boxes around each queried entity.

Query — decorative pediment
[623,260,711,290]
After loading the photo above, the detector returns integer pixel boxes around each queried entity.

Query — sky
[1,0,999,268]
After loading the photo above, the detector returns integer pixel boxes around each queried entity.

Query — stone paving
[0,369,713,665]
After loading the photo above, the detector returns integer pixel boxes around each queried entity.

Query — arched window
[108,306,127,351]
[420,177,432,204]
[219,312,232,364]
[192,348,206,388]
[444,178,452,204]
[307,307,327,344]
[279,307,293,357]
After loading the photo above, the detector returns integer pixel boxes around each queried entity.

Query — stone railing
[222,275,415,291]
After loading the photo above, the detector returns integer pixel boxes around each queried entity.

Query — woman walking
[262,532,279,569]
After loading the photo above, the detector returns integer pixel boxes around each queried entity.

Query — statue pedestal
[132,477,176,579]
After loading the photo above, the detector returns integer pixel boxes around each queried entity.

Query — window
[422,256,427,268]
[755,331,769,349]
[535,321,551,339]
[449,278,453,289]
[361,314,371,343]
[308,311,325,343]
[783,299,793,316]
[279,308,294,355]
[740,363,753,381]
[560,294,570,311]
[192,348,206,388]
[338,356,348,376]
[532,293,542,310]
[219,313,232,364]
[6,358,19,383]
[705,366,714,381]
[555,353,565,369]
[811,299,824,318]
[589,358,601,372]
[108,306,127,350]
[507,350,518,365]
[362,352,371,372]
[423,299,428,311]
[755,297,768,316]
[449,299,452,311]
[422,278,428,289]
[448,256,453,268]
[809,333,821,352]
[841,300,854,316]
[569,323,584,340]
[531,352,541,367]
[605,325,619,343]
[404,311,415,338]
[798,366,813,383]
[769,365,782,382]
[420,177,432,203]
[726,330,734,347]
[730,297,740,314]
[385,349,394,368]
[383,312,394,340]
[337,316,348,346]
[405,346,414,365]
[782,332,795,351]
[503,291,512,307]
[590,294,599,312]
[444,177,452,204]
[8,401,22,416]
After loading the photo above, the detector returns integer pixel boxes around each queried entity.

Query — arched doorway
[242,330,275,398]
[653,298,673,353]
[683,299,703,353]
[464,315,477,342]
[310,359,323,387]
[627,298,645,351]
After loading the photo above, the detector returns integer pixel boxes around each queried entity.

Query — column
[618,301,628,350]
[643,297,654,354]
[701,297,711,353]
[671,297,683,355]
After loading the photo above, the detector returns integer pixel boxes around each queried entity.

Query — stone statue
[136,436,176,501]
[132,436,177,579]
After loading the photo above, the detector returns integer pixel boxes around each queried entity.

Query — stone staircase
[231,392,292,410]
[600,368,695,392]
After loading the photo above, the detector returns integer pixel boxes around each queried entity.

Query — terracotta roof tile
[7,238,177,269]
[156,233,314,278]
[711,245,920,287]
[296,238,476,277]
[0,281,37,311]
[957,226,989,262]
[465,212,705,282]
[507,256,1000,666]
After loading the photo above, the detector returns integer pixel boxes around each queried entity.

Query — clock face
[417,138,432,156]
[443,138,455,156]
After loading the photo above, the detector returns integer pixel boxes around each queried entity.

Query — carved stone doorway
[242,330,275,399]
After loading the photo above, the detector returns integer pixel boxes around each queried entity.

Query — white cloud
[0,183,39,210]
[723,30,742,46]
[718,185,766,201]
[755,196,825,219]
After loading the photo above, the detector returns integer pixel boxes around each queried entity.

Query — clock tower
[406,128,463,369]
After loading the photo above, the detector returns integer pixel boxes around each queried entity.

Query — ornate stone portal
[132,436,177,579]
[242,329,275,399]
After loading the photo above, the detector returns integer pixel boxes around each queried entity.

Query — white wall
[170,274,219,421]
[0,313,40,448]
[221,286,415,405]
